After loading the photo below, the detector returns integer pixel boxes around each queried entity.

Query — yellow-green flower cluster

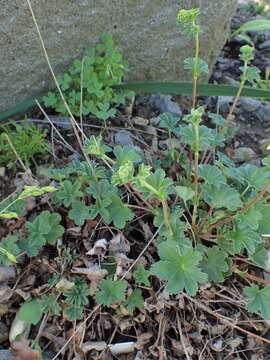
[177,8,201,35]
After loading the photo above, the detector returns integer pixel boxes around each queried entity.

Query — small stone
[256,103,270,124]
[147,95,182,115]
[114,130,134,147]
[239,98,261,113]
[132,117,149,126]
[0,350,10,360]
[258,40,270,51]
[234,147,256,162]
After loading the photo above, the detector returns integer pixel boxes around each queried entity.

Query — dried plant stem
[3,133,28,174]
[184,294,270,346]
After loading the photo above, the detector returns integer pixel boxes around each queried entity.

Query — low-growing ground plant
[43,33,133,121]
[1,5,270,357]
[0,122,50,168]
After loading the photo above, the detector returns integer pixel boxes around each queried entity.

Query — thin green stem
[192,31,200,109]
[227,61,248,122]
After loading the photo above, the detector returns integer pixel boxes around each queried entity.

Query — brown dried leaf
[10,338,40,360]
[86,239,108,257]
[109,233,130,254]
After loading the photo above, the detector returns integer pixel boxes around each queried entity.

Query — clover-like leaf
[244,285,270,319]
[68,201,91,226]
[124,289,144,313]
[152,241,207,295]
[54,180,82,207]
[95,278,127,306]
[201,246,231,283]
[203,184,242,211]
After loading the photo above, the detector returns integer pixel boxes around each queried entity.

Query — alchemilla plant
[2,8,270,327]
[43,33,133,121]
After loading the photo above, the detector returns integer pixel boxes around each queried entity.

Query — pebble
[234,147,256,162]
[114,130,134,146]
[239,98,261,113]
[258,39,270,50]
[132,116,149,126]
[146,94,182,115]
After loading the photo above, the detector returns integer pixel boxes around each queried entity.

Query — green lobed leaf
[95,278,127,306]
[106,193,134,229]
[226,228,262,256]
[201,246,231,283]
[21,211,64,257]
[152,241,207,296]
[158,113,180,132]
[198,164,226,185]
[203,184,242,211]
[68,200,91,226]
[19,299,43,325]
[133,264,151,286]
[40,294,61,316]
[113,145,141,165]
[133,168,173,201]
[124,289,144,313]
[244,285,270,320]
[54,180,83,207]
[175,186,195,203]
